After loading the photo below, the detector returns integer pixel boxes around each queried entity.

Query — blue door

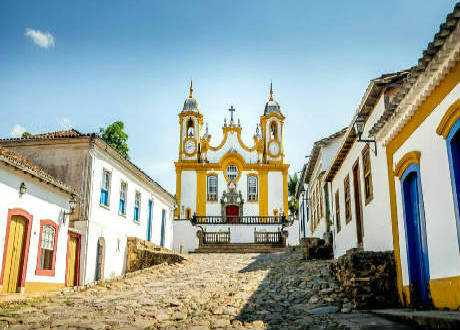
[147,200,153,242]
[401,164,430,306]
[447,120,460,252]
[160,209,166,247]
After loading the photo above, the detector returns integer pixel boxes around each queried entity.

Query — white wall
[268,171,283,215]
[83,147,174,283]
[0,164,71,286]
[331,95,394,258]
[180,171,197,216]
[393,83,460,285]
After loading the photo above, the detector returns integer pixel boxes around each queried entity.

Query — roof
[295,163,307,199]
[369,2,460,137]
[0,146,77,195]
[304,127,347,185]
[324,70,409,182]
[0,130,175,203]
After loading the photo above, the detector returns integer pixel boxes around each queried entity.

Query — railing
[192,215,287,225]
[254,230,283,244]
[203,230,230,244]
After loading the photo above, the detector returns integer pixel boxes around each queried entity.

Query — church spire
[189,80,194,98]
[269,81,273,101]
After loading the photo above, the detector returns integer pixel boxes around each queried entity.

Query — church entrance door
[226,205,239,223]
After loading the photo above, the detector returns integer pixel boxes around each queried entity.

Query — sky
[0,0,457,194]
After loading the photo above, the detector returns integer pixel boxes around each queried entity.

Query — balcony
[191,215,288,225]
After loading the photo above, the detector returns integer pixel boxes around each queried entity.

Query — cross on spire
[228,105,236,122]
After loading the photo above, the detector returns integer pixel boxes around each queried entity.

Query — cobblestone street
[0,250,415,330]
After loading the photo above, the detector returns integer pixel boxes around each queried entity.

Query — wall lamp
[353,114,377,156]
[19,182,27,196]
[64,194,77,217]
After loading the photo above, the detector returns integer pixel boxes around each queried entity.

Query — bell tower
[179,81,203,161]
[260,83,285,163]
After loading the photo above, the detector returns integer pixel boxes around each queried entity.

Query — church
[173,82,298,253]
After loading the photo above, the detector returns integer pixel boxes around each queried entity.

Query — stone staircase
[191,243,286,254]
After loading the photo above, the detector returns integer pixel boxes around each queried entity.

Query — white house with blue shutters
[1,130,175,285]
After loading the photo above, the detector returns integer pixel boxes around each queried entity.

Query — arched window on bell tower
[186,118,195,137]
[270,121,278,140]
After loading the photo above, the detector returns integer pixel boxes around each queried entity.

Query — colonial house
[302,129,346,240]
[0,147,78,293]
[1,130,175,285]
[173,83,298,253]
[369,3,460,310]
[324,70,409,258]
[296,164,308,240]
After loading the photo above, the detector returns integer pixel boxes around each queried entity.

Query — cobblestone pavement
[0,250,414,330]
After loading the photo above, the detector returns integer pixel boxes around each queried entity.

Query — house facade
[1,131,175,285]
[325,71,408,258]
[0,147,77,293]
[369,5,460,310]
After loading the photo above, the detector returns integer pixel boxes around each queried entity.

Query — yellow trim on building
[23,282,65,294]
[385,61,460,307]
[259,170,268,216]
[430,276,460,310]
[175,168,182,218]
[196,170,207,216]
[283,170,288,215]
[436,98,460,139]
[393,151,421,179]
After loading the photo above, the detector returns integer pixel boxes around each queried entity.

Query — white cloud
[11,124,26,138]
[24,28,55,49]
[57,117,72,129]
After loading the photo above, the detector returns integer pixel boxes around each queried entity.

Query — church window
[248,175,258,201]
[134,191,141,222]
[186,118,195,137]
[335,190,341,233]
[362,147,373,204]
[344,175,351,223]
[100,170,111,207]
[207,175,218,201]
[185,208,191,220]
[36,220,58,275]
[119,181,127,215]
[270,121,278,140]
[226,165,238,181]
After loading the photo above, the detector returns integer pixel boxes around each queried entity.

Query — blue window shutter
[100,189,108,206]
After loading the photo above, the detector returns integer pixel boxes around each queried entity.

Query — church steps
[191,243,286,254]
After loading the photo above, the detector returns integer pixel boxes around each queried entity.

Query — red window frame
[35,219,59,276]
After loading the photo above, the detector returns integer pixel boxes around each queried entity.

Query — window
[335,190,341,233]
[35,220,58,276]
[270,121,278,140]
[207,175,218,201]
[100,170,111,207]
[248,176,258,201]
[119,182,127,215]
[134,191,141,222]
[226,165,238,181]
[362,147,374,204]
[186,118,195,137]
[344,175,351,223]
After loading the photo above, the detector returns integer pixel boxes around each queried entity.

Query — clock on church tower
[179,81,203,161]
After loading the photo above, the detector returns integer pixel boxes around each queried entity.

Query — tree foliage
[288,173,299,216]
[21,132,31,138]
[99,121,129,159]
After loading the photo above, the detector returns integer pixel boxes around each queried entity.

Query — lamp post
[353,114,377,155]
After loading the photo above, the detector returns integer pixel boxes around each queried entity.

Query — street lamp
[19,182,27,196]
[63,194,77,223]
[353,114,377,155]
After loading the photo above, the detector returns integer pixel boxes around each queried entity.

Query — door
[352,161,364,247]
[160,209,166,248]
[147,200,153,242]
[447,124,460,253]
[2,216,27,293]
[66,234,79,287]
[95,238,104,281]
[401,166,430,306]
[226,205,239,223]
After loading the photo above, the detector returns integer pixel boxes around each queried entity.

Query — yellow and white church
[173,82,297,253]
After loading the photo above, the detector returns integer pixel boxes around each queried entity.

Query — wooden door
[2,216,26,293]
[95,239,104,281]
[352,161,364,247]
[226,205,239,223]
[66,235,78,286]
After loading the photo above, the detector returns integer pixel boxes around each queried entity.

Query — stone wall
[126,237,184,273]
[331,249,399,309]
[301,232,333,260]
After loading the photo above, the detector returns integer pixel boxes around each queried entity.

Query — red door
[226,205,239,223]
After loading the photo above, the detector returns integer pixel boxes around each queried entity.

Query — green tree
[21,132,31,138]
[288,173,299,216]
[99,121,129,159]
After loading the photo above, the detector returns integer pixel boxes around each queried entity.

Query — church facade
[174,83,296,253]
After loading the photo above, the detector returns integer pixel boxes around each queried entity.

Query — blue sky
[0,0,457,193]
